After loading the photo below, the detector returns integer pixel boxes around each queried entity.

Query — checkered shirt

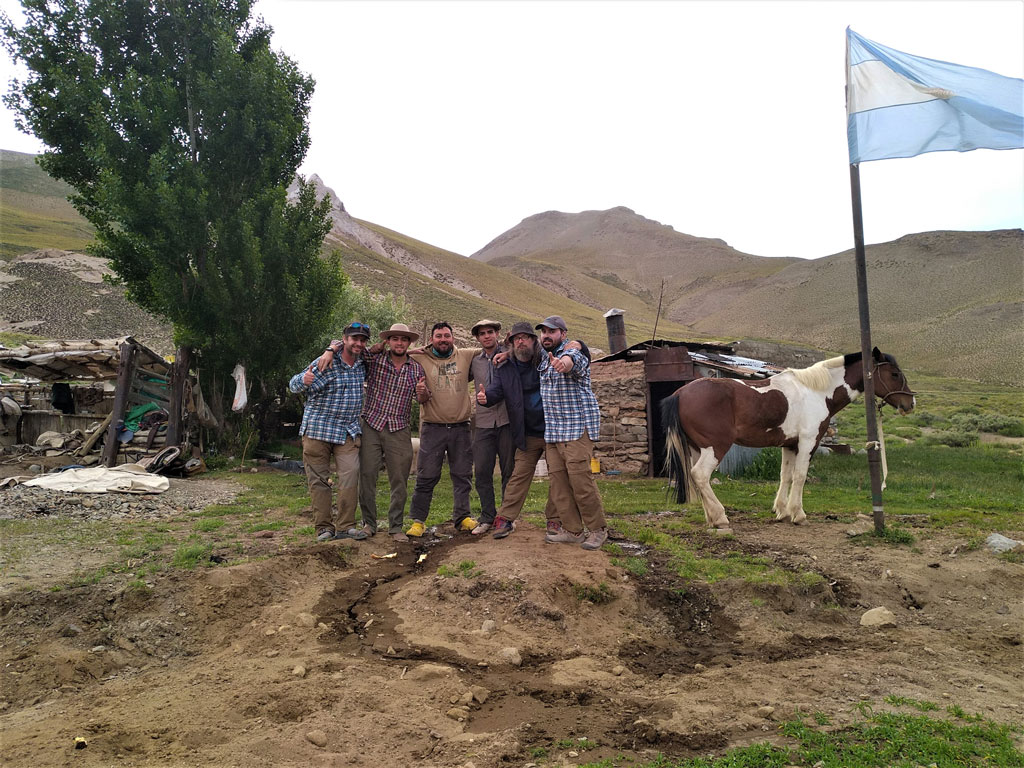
[538,340,601,443]
[288,355,365,444]
[362,350,425,432]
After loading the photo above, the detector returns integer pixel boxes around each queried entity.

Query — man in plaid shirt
[290,321,371,542]
[358,323,427,542]
[536,315,608,551]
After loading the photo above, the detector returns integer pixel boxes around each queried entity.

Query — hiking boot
[361,522,378,537]
[492,516,514,539]
[544,520,563,542]
[391,531,409,543]
[316,528,335,542]
[546,529,585,545]
[581,528,608,551]
[457,517,479,533]
[335,527,369,541]
[471,522,491,535]
[407,521,426,538]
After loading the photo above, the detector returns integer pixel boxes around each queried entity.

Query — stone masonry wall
[589,360,649,475]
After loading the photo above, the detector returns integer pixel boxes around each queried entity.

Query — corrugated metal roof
[0,337,169,381]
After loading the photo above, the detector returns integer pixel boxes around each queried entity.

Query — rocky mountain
[3,149,1020,382]
[473,206,1023,384]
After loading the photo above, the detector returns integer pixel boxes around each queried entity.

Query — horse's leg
[772,447,796,522]
[785,443,814,524]
[690,445,730,528]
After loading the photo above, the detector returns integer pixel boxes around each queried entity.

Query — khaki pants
[496,436,576,525]
[302,435,360,534]
[546,431,605,534]
[359,420,413,535]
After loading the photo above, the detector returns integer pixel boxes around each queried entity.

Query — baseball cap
[343,321,371,338]
[535,315,567,332]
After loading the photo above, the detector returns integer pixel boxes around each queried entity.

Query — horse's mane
[782,355,846,392]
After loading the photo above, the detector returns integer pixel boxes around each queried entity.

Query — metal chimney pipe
[604,308,627,354]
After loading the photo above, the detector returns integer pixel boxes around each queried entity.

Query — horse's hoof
[792,515,807,525]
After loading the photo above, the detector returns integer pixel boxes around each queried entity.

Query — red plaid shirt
[362,350,425,432]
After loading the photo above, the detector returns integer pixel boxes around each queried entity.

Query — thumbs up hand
[416,375,429,401]
[476,382,487,405]
[302,365,315,386]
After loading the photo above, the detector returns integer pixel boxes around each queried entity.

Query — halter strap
[871,360,916,409]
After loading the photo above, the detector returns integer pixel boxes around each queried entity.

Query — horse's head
[871,347,915,414]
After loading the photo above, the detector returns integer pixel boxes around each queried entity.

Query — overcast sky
[2,0,1022,259]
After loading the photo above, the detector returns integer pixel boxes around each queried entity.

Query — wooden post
[849,163,886,534]
[103,341,137,467]
[166,345,192,447]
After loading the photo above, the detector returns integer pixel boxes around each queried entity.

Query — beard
[513,346,533,362]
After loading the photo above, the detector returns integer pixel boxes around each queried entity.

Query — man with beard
[290,321,371,543]
[321,323,428,543]
[475,322,588,540]
[468,319,514,535]
[407,322,480,537]
[536,315,608,550]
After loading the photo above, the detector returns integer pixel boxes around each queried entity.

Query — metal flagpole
[848,163,886,533]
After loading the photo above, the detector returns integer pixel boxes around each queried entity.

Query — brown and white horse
[662,348,915,528]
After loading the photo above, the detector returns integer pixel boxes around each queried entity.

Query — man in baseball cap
[535,316,568,332]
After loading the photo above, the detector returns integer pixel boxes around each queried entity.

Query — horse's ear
[872,346,882,361]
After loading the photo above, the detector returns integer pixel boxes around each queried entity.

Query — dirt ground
[1,482,1021,767]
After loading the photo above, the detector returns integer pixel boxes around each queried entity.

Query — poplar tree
[2,0,345,391]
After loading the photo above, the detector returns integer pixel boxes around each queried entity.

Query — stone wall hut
[589,337,782,476]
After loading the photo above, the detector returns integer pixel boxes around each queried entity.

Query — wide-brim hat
[471,319,502,336]
[380,323,420,342]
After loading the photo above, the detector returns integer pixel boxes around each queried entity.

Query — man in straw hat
[291,321,372,543]
[336,322,427,543]
[468,319,514,535]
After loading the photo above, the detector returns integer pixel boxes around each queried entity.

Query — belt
[425,421,470,428]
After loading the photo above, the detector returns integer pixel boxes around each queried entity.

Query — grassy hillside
[0,150,93,258]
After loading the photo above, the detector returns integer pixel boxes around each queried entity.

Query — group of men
[288,315,607,551]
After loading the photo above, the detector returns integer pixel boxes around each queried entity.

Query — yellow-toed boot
[407,521,426,538]
[457,517,479,533]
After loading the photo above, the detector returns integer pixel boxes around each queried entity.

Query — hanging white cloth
[231,364,248,412]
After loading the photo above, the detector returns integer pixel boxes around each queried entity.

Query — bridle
[872,360,916,410]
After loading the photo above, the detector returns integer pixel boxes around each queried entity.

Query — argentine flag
[846,28,1024,164]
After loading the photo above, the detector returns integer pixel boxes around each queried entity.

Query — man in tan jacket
[407,322,479,537]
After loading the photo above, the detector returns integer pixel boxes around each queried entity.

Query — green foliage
[885,695,939,712]
[739,447,782,480]
[172,541,213,569]
[436,560,481,579]
[570,581,615,604]
[1,0,345,393]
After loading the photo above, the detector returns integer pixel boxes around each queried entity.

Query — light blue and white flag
[846,28,1024,163]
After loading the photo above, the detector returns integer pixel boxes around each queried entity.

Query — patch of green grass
[172,542,213,569]
[885,694,939,712]
[556,737,599,751]
[570,581,615,604]
[850,526,916,547]
[436,560,482,579]
[610,555,648,577]
[194,518,227,533]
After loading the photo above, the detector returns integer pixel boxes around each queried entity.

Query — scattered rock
[305,730,328,748]
[458,691,474,706]
[612,665,625,676]
[405,663,454,681]
[292,665,306,678]
[498,647,522,666]
[296,613,316,628]
[253,530,274,538]
[846,514,874,536]
[757,705,775,718]
[860,607,897,628]
[470,685,490,704]
[480,619,497,634]
[985,533,1024,554]
[60,624,83,637]
[446,706,469,721]
[694,663,707,672]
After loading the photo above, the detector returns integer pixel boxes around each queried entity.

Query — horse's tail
[661,393,690,504]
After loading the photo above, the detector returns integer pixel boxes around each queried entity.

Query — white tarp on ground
[20,464,169,494]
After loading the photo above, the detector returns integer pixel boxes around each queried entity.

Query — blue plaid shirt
[538,341,601,443]
[288,354,366,444]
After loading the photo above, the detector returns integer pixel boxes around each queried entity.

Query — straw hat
[379,323,420,342]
